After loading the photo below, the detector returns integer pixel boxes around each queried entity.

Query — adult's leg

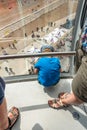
[0,77,19,130]
[0,97,9,130]
[48,92,83,109]
[59,92,83,105]
[0,98,19,130]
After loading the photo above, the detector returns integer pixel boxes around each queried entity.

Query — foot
[48,98,68,109]
[7,107,19,129]
[58,92,70,99]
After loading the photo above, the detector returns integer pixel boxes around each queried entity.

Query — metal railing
[0,51,75,60]
[0,51,76,83]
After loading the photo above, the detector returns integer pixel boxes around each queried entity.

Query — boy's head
[40,45,54,52]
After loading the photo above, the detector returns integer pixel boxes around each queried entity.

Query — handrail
[4,74,73,84]
[0,51,76,60]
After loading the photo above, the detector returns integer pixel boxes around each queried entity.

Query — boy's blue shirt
[34,57,61,87]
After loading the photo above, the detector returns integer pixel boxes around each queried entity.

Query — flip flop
[6,107,19,130]
[48,98,68,109]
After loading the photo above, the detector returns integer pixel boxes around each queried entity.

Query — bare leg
[61,92,83,105]
[0,98,9,130]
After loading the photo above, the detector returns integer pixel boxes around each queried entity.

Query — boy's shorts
[0,77,5,105]
[72,56,87,102]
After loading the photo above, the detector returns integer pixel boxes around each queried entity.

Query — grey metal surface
[5,79,87,130]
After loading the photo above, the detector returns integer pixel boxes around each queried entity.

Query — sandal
[6,107,19,130]
[48,98,68,109]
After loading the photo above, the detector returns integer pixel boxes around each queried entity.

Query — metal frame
[0,51,76,60]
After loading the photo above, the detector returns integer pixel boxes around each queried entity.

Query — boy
[34,45,62,87]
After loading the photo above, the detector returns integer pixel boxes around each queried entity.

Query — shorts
[0,77,5,105]
[72,56,87,102]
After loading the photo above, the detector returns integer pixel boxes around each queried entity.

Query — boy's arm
[34,68,39,74]
[58,58,62,72]
[60,68,62,72]
[34,58,41,74]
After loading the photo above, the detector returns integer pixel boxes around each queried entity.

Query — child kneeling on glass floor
[34,45,62,88]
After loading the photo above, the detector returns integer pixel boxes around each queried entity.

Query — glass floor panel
[5,79,87,130]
